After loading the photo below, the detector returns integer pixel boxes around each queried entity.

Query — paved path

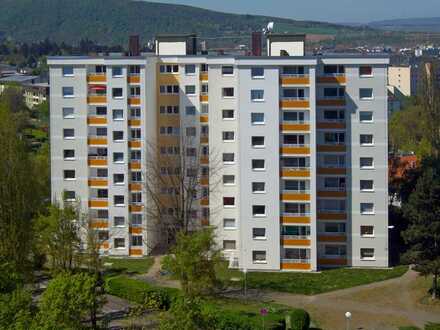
[135,255,180,288]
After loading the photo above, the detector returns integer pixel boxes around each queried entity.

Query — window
[324,132,345,145]
[223,197,235,207]
[63,149,75,160]
[251,136,265,148]
[201,84,208,94]
[223,175,235,185]
[282,225,311,236]
[62,107,74,118]
[112,66,123,77]
[130,86,140,97]
[360,111,373,122]
[131,171,142,182]
[360,88,373,100]
[96,127,107,136]
[113,152,124,163]
[114,173,124,185]
[113,131,124,141]
[251,67,264,78]
[323,110,344,121]
[360,225,374,237]
[359,66,373,77]
[285,180,306,192]
[131,214,143,226]
[222,88,234,98]
[159,65,178,73]
[253,205,266,217]
[223,153,235,163]
[252,182,266,193]
[252,251,267,263]
[223,240,236,250]
[114,195,125,206]
[113,109,124,120]
[360,157,374,169]
[131,192,142,203]
[324,222,345,233]
[200,64,208,72]
[223,218,236,229]
[130,107,141,118]
[251,89,264,101]
[222,66,234,75]
[283,88,305,99]
[131,129,141,139]
[63,128,74,139]
[222,109,234,120]
[131,235,143,246]
[185,106,196,115]
[64,190,76,201]
[283,111,305,122]
[283,157,308,168]
[186,127,196,137]
[323,87,344,98]
[62,87,74,98]
[360,134,374,145]
[62,66,74,76]
[284,202,308,215]
[185,85,196,95]
[63,170,75,180]
[360,203,374,214]
[284,134,305,146]
[97,189,108,198]
[222,131,235,141]
[360,180,374,191]
[114,238,125,248]
[185,64,196,74]
[252,159,265,170]
[95,65,106,73]
[323,65,345,75]
[129,65,140,74]
[112,88,123,98]
[98,231,109,241]
[251,112,265,125]
[325,245,346,256]
[131,150,141,160]
[360,248,375,260]
[96,107,107,115]
[253,228,266,239]
[97,169,108,178]
[114,216,125,226]
[201,104,209,114]
[283,66,305,75]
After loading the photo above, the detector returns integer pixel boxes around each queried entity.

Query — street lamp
[345,311,352,330]
[243,268,248,299]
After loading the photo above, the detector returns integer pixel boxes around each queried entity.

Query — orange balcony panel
[87,116,107,125]
[201,199,209,206]
[317,145,346,152]
[130,227,143,234]
[317,213,347,220]
[281,147,310,155]
[281,216,311,224]
[281,170,310,178]
[88,138,107,146]
[281,262,311,270]
[317,122,346,129]
[283,239,311,246]
[317,191,346,198]
[128,75,141,84]
[128,98,141,106]
[318,235,347,243]
[129,162,141,170]
[317,168,346,175]
[280,76,310,85]
[200,115,209,123]
[100,241,109,249]
[317,99,346,107]
[317,76,346,84]
[129,141,141,148]
[201,177,209,186]
[88,200,108,208]
[88,158,107,166]
[200,73,208,81]
[280,100,310,108]
[200,95,209,103]
[128,119,141,127]
[281,124,310,131]
[200,157,209,165]
[158,74,179,85]
[88,179,108,187]
[87,95,107,104]
[281,193,311,201]
[318,258,347,266]
[90,221,108,229]
[129,205,143,212]
[201,137,209,144]
[129,183,142,191]
[201,218,210,226]
[129,248,143,256]
[87,74,107,83]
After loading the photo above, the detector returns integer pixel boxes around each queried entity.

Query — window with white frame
[360,111,373,122]
[113,131,124,141]
[131,235,143,246]
[114,216,125,226]
[62,87,74,98]
[222,87,234,98]
[185,64,196,75]
[222,131,235,141]
[114,195,125,206]
[223,240,236,250]
[222,65,234,75]
[223,218,236,229]
[360,157,374,169]
[252,250,267,263]
[252,159,265,170]
[112,88,123,98]
[113,109,124,120]
[64,190,76,201]
[114,238,125,248]
[325,244,346,256]
[222,153,235,163]
[63,170,75,180]
[185,85,196,95]
[223,197,235,207]
[324,222,346,233]
[360,134,374,145]
[359,66,373,77]
[62,107,74,118]
[185,106,196,115]
[360,225,374,237]
[252,182,266,193]
[63,149,75,160]
[186,127,196,137]
[360,180,374,191]
[112,66,123,77]
[251,112,265,125]
[62,66,74,76]
[131,214,143,226]
[360,203,374,214]
[251,89,264,101]
[113,152,124,163]
[222,109,234,119]
[223,175,235,185]
[251,67,264,78]
[284,111,305,122]
[360,88,374,100]
[360,248,375,260]
[251,136,265,148]
[159,64,178,73]
[253,228,266,239]
[252,205,266,217]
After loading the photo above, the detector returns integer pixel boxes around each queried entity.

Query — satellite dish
[267,22,274,32]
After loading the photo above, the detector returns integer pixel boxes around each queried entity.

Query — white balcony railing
[321,186,346,192]
[282,143,310,148]
[282,235,311,240]
[282,212,311,217]
[281,258,311,264]
[282,189,310,194]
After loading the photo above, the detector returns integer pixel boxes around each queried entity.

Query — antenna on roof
[263,22,274,35]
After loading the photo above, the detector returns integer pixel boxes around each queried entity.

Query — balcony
[87,95,107,105]
[88,178,108,187]
[280,121,310,132]
[316,121,346,130]
[281,258,311,270]
[87,116,107,125]
[318,233,347,242]
[128,97,141,106]
[281,214,311,224]
[129,204,143,212]
[317,187,346,198]
[317,210,347,220]
[281,191,311,201]
[280,74,310,86]
[201,176,209,186]
[201,198,209,206]
[317,165,346,175]
[129,248,143,257]
[87,73,107,83]
[128,119,141,127]
[129,183,142,191]
[129,161,141,170]
[89,220,108,229]
[281,235,311,246]
[88,156,108,166]
[200,94,208,103]
[280,144,310,155]
[128,74,140,84]
[317,74,346,84]
[200,156,209,165]
[280,167,310,178]
[318,257,347,266]
[200,115,208,123]
[317,144,346,152]
[200,135,209,144]
[88,199,109,208]
[317,97,346,107]
[280,98,310,109]
[130,227,143,234]
[88,136,107,146]
[200,72,208,82]
[129,140,141,148]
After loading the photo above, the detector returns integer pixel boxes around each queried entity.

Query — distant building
[388,66,412,97]
[0,74,48,108]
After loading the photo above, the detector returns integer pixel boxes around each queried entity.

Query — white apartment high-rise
[48,34,389,271]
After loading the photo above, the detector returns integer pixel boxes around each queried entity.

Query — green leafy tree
[0,288,33,330]
[159,296,211,330]
[402,166,440,299]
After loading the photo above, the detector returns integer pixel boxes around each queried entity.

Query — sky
[144,0,439,23]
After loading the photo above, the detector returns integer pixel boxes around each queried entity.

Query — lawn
[222,265,408,295]
[102,256,154,274]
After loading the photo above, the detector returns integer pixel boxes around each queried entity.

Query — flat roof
[0,74,39,83]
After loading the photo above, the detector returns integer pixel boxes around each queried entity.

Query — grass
[102,256,154,275]
[222,265,408,295]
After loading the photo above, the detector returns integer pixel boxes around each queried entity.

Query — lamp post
[345,312,352,330]
[243,268,248,299]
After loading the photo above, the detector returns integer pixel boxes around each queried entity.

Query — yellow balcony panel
[88,138,107,146]
[90,221,108,229]
[128,97,141,106]
[129,140,141,148]
[201,199,209,206]
[281,124,310,131]
[200,136,209,144]
[317,145,346,152]
[200,95,209,103]
[87,74,107,83]
[200,115,209,123]
[129,183,142,191]
[281,262,311,270]
[317,122,346,129]
[280,99,310,109]
[317,212,347,220]
[201,218,210,226]
[317,191,346,198]
[100,241,109,249]
[129,162,141,170]
[200,157,209,165]
[88,158,107,166]
[87,116,107,125]
[318,235,347,243]
[280,76,310,85]
[281,169,310,178]
[128,119,141,127]
[88,200,108,208]
[88,179,108,187]
[201,177,209,186]
[87,95,107,104]
[318,258,347,266]
[282,239,311,246]
[158,95,179,104]
[200,73,208,81]
[317,167,346,175]
[158,74,179,85]
[129,248,143,256]
[129,204,143,212]
[130,227,143,234]
[317,76,347,84]
[158,116,180,126]
[281,193,311,201]
[317,99,346,107]
[281,216,311,224]
[128,75,141,84]
[281,147,310,155]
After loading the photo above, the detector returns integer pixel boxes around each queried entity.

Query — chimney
[251,32,262,56]
[129,35,140,56]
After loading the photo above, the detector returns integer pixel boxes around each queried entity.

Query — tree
[159,296,210,330]
[0,288,33,330]
[402,166,440,299]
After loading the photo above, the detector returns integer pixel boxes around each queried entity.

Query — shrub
[425,324,440,330]
[143,288,173,311]
[286,309,310,330]
[211,311,254,330]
